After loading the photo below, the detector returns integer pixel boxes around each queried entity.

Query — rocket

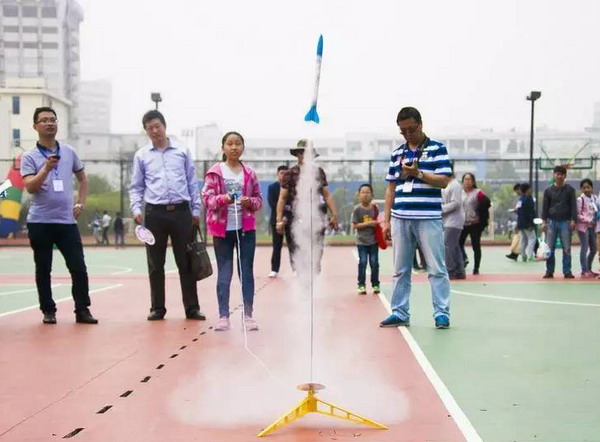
[304,34,323,124]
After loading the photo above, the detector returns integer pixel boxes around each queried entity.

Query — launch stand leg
[257,383,388,437]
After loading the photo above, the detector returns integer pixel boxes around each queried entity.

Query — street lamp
[526,91,541,187]
[151,92,162,110]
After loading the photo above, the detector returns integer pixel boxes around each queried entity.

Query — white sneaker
[268,271,278,278]
[214,317,230,331]
[244,317,259,331]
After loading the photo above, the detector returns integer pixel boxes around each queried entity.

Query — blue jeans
[545,220,572,275]
[390,218,450,321]
[357,244,380,286]
[213,230,256,318]
[578,227,597,273]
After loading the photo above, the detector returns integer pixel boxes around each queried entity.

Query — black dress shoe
[186,309,206,320]
[75,309,98,324]
[42,312,57,324]
[147,310,166,321]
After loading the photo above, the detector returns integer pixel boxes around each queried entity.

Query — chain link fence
[1,156,598,242]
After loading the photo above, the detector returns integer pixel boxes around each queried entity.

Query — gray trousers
[444,227,465,277]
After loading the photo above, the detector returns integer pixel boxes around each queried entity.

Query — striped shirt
[386,138,452,220]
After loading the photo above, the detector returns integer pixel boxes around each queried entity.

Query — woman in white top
[459,173,487,275]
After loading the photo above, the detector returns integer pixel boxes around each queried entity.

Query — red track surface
[0,248,466,441]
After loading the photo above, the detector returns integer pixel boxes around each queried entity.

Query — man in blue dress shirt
[21,107,98,325]
[129,110,205,321]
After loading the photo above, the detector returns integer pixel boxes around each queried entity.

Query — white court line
[351,248,482,441]
[452,289,600,307]
[377,292,483,442]
[0,284,63,297]
[0,283,123,319]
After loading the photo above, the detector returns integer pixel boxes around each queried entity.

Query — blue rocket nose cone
[317,35,323,56]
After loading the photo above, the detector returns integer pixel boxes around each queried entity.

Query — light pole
[151,92,162,110]
[526,91,541,187]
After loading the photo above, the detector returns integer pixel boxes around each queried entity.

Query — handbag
[372,203,388,250]
[187,226,213,281]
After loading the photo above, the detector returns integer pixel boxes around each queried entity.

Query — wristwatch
[74,203,84,210]
[417,170,425,180]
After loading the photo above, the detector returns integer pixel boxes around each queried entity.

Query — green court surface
[1,245,599,441]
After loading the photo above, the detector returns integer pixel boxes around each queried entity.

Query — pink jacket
[576,194,599,233]
[202,163,262,238]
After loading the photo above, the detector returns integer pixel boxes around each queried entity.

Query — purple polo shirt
[20,142,84,224]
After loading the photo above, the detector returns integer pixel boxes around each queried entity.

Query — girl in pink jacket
[201,132,262,331]
[576,178,598,278]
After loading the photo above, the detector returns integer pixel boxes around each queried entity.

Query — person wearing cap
[275,139,339,272]
[129,110,205,321]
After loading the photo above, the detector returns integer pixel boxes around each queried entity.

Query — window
[23,26,38,33]
[3,25,19,33]
[41,7,57,18]
[12,96,20,115]
[42,26,58,34]
[22,6,38,17]
[13,129,21,148]
[42,42,58,49]
[23,42,38,49]
[3,41,20,48]
[2,5,19,17]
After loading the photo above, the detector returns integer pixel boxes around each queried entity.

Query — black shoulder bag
[187,226,213,281]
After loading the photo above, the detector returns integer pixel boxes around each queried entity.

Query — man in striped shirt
[380,107,453,329]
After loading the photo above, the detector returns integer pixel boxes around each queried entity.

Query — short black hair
[513,183,522,191]
[33,107,57,124]
[553,165,567,175]
[277,165,289,173]
[461,172,478,188]
[520,183,531,193]
[358,183,373,193]
[142,110,166,129]
[396,107,422,125]
[580,178,593,188]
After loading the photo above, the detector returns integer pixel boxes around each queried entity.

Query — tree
[87,174,114,194]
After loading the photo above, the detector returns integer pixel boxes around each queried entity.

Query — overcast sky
[77,0,600,139]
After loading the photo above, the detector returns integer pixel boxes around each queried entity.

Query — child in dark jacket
[517,183,536,261]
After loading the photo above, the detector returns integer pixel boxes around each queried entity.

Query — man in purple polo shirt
[129,110,205,321]
[21,107,98,325]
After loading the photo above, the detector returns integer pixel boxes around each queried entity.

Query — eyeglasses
[37,118,58,124]
[399,125,420,135]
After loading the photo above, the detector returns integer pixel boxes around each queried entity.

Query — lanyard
[399,136,429,181]
[399,135,429,166]
[37,142,60,178]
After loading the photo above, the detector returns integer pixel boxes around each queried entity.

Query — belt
[146,202,189,212]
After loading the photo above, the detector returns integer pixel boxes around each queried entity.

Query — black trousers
[270,223,293,272]
[144,204,199,314]
[27,223,90,314]
[459,223,484,271]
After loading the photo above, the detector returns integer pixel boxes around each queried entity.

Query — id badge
[402,180,414,193]
[52,180,64,192]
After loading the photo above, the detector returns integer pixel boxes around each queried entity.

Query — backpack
[476,190,491,226]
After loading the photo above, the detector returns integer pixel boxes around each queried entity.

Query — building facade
[78,79,111,134]
[0,0,83,134]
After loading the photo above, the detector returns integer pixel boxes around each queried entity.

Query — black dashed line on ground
[96,405,112,414]
[156,364,165,369]
[179,345,187,350]
[120,390,133,397]
[170,354,178,359]
[140,376,151,383]
[62,428,84,438]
